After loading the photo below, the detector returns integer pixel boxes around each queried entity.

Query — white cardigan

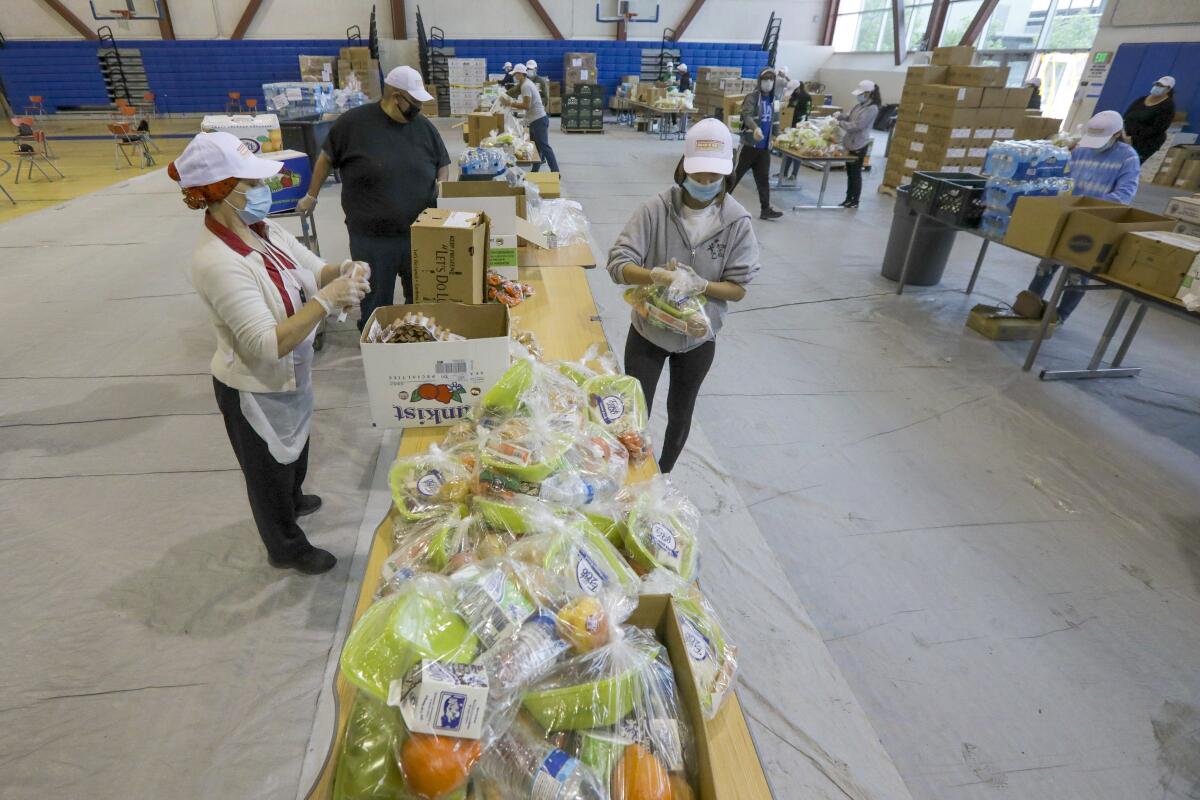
[189,218,326,393]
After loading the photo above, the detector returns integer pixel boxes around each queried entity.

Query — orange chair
[226,91,243,113]
[117,105,160,153]
[10,115,56,159]
[109,122,154,169]
[25,95,46,118]
[245,98,258,112]
[139,91,157,119]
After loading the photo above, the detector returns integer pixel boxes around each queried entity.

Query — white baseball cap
[677,63,688,72]
[512,63,528,75]
[1156,75,1176,89]
[503,61,512,70]
[683,118,734,176]
[384,66,433,102]
[526,59,538,70]
[173,131,279,187]
[851,79,876,96]
[1078,109,1125,149]
[1027,76,1042,87]
[778,65,790,76]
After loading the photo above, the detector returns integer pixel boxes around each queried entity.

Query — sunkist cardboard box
[1004,195,1122,257]
[1107,230,1200,298]
[1052,207,1175,272]
[410,208,490,304]
[359,303,510,429]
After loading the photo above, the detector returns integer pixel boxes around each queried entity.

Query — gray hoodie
[607,186,760,353]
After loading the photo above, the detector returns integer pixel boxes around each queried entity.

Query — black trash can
[881,185,957,286]
[279,115,335,167]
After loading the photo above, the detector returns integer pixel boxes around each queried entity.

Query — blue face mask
[683,175,723,204]
[1150,85,1168,97]
[229,183,272,224]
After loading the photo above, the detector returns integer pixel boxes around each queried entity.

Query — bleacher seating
[0,38,768,115]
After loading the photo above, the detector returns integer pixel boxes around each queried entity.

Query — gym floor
[2,115,1199,800]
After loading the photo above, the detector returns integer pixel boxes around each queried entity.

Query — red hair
[167,161,240,210]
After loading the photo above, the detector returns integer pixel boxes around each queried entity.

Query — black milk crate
[909,171,983,215]
[932,177,989,228]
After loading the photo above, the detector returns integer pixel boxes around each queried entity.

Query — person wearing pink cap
[173,131,370,574]
[1124,75,1177,163]
[298,66,449,318]
[608,119,760,472]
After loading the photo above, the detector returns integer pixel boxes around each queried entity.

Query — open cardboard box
[1003,195,1122,258]
[1051,206,1176,272]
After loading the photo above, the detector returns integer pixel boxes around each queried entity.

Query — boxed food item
[967,304,1057,340]
[1174,220,1200,237]
[340,46,371,67]
[299,55,337,84]
[565,67,595,90]
[1107,230,1200,297]
[697,66,741,83]
[1152,145,1200,186]
[905,65,948,85]
[524,171,561,199]
[359,303,510,428]
[1005,86,1034,108]
[466,112,506,147]
[1052,207,1176,271]
[917,104,978,128]
[1004,195,1122,257]
[200,113,281,153]
[981,87,1007,108]
[410,209,490,304]
[947,65,1007,88]
[921,84,984,108]
[564,52,598,70]
[422,85,440,117]
[1174,160,1200,191]
[931,45,975,66]
[1165,196,1200,225]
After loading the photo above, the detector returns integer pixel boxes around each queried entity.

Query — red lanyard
[206,215,301,316]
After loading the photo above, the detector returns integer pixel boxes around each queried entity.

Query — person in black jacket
[676,63,691,93]
[1026,77,1042,110]
[729,67,784,220]
[1124,75,1177,164]
[779,79,812,183]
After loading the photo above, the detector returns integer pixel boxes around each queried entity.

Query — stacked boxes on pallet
[337,46,380,98]
[693,67,753,120]
[884,45,1057,191]
[548,80,562,116]
[562,83,604,131]
[299,55,337,85]
[448,58,488,116]
[563,52,598,95]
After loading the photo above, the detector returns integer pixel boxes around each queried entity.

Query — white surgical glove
[650,266,675,286]
[297,194,318,213]
[339,259,371,283]
[315,275,368,316]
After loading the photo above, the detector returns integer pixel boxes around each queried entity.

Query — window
[1044,0,1103,50]
[833,0,936,53]
[939,0,983,46]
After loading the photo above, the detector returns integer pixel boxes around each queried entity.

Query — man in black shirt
[298,66,450,322]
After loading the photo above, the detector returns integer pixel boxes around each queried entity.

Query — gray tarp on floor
[4,120,1200,800]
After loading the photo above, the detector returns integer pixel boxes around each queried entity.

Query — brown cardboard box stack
[563,52,597,94]
[1152,145,1200,190]
[299,55,337,85]
[693,67,752,119]
[337,47,378,96]
[464,111,506,146]
[421,85,439,118]
[1107,230,1200,299]
[548,81,562,116]
[1164,195,1200,237]
[884,45,1053,191]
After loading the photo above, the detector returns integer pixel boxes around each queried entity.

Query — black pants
[528,116,560,173]
[623,327,716,473]
[730,146,772,212]
[213,378,313,562]
[349,229,412,328]
[844,146,868,203]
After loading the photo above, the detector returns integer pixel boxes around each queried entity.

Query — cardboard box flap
[361,303,508,343]
[515,216,550,249]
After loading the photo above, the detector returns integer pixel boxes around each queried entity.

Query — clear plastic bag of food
[515,625,698,799]
[641,568,738,720]
[333,692,407,800]
[507,509,641,605]
[479,356,587,425]
[624,285,714,341]
[389,446,473,523]
[583,372,652,464]
[383,509,517,591]
[555,423,629,506]
[525,198,592,248]
[619,476,701,580]
[478,415,576,500]
[554,344,618,388]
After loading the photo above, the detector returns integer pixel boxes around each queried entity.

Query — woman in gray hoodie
[836,79,881,208]
[607,119,760,472]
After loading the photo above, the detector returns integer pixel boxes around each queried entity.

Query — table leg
[1023,266,1070,372]
[816,162,830,208]
[965,238,990,295]
[1112,301,1148,367]
[1087,293,1131,371]
[895,213,924,296]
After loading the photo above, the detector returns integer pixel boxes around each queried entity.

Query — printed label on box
[951,127,972,139]
[390,660,489,739]
[974,128,995,138]
[905,158,919,169]
[996,128,1016,138]
[969,147,988,158]
[915,123,929,134]
[910,141,925,153]
[948,147,967,158]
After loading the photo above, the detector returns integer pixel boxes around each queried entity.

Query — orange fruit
[669,773,695,800]
[612,744,671,800]
[418,383,439,400]
[399,733,481,799]
[555,596,610,653]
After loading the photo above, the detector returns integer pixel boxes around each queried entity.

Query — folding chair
[0,159,16,204]
[109,122,154,168]
[138,92,157,120]
[11,117,56,159]
[24,96,47,119]
[226,92,243,113]
[118,105,160,153]
[245,98,258,112]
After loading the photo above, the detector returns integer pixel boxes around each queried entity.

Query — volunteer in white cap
[730,66,785,220]
[525,59,550,106]
[500,61,515,89]
[676,62,691,93]
[1022,109,1140,323]
[607,119,760,472]
[1124,75,1178,163]
[834,79,882,208]
[502,63,560,173]
[173,131,370,575]
[1025,76,1042,110]
[299,65,449,315]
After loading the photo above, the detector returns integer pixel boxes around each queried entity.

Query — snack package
[383,510,515,591]
[486,270,535,307]
[389,447,473,522]
[624,285,713,341]
[554,344,618,388]
[620,477,701,580]
[479,357,587,425]
[583,373,652,464]
[507,511,641,605]
[479,415,575,499]
[517,625,698,799]
[642,569,738,720]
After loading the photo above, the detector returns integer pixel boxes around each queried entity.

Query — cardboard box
[1004,195,1122,257]
[1052,207,1176,271]
[1174,220,1200,238]
[931,45,975,66]
[200,113,281,153]
[981,87,1007,108]
[905,65,948,85]
[440,179,527,220]
[1107,230,1200,297]
[259,149,311,214]
[921,84,984,108]
[524,171,561,199]
[465,111,506,146]
[564,52,597,70]
[967,304,1057,340]
[359,304,510,429]
[1174,160,1200,191]
[410,209,489,304]
[299,55,337,84]
[421,85,439,117]
[1165,196,1200,225]
[565,67,595,89]
[917,104,978,128]
[1153,145,1200,186]
[1006,86,1034,108]
[697,66,741,82]
[900,84,924,106]
[947,65,1006,88]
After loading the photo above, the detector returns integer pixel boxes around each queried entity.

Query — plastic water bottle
[477,612,570,698]
[478,715,608,800]
[538,472,600,507]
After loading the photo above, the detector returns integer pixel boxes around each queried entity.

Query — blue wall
[1095,42,1199,133]
[0,38,768,114]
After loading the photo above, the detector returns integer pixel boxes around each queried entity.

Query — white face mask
[760,79,775,93]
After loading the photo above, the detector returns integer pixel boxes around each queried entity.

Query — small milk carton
[389,659,489,739]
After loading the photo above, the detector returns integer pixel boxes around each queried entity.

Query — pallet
[561,127,605,134]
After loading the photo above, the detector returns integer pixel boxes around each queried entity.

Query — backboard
[89,0,161,20]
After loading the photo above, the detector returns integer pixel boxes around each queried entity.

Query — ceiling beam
[821,0,841,47]
[38,0,98,40]
[674,0,709,41]
[617,16,627,41]
[525,0,564,40]
[891,0,906,66]
[390,0,407,39]
[157,0,175,40]
[958,0,1000,46]
[923,0,949,50]
[231,0,264,40]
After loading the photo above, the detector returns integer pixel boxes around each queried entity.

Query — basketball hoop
[111,9,133,30]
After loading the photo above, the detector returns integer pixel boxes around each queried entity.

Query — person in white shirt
[172,132,370,575]
[502,63,560,173]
